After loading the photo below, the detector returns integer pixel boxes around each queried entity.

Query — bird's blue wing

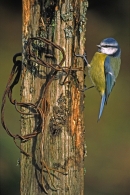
[98,56,116,120]
[104,56,116,103]
[97,45,120,120]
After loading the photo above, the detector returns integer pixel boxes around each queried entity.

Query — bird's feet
[75,52,88,66]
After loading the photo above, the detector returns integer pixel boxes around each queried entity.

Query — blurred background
[0,0,129,194]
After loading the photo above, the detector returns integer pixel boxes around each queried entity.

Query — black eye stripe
[102,45,117,48]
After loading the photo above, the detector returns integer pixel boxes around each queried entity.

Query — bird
[88,37,121,120]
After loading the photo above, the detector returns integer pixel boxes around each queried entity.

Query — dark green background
[0,0,130,194]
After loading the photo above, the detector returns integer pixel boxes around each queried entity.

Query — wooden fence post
[21,0,88,194]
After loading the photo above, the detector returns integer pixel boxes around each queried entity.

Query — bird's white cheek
[101,47,118,55]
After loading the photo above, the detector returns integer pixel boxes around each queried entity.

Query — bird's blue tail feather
[98,94,106,121]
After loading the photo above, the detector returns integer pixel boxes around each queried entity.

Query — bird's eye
[103,45,109,48]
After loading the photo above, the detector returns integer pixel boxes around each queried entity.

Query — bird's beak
[97,45,101,48]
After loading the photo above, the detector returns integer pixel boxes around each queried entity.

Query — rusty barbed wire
[1,37,84,151]
[1,37,84,191]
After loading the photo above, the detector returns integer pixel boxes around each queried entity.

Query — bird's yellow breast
[89,52,108,95]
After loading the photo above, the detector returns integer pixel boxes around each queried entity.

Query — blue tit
[89,37,121,120]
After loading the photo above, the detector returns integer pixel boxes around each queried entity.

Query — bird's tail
[98,94,106,121]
